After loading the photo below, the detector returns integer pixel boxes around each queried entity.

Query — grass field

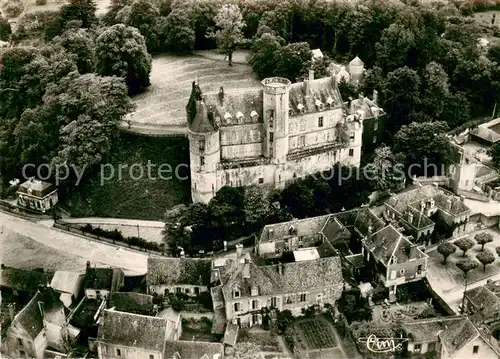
[129,51,260,127]
[63,132,191,220]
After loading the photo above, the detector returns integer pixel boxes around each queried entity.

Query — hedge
[80,224,162,251]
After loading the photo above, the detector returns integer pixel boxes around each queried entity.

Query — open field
[128,51,260,128]
[1,0,111,20]
[63,132,191,220]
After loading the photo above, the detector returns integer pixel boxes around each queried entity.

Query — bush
[284,328,296,353]
[0,15,11,41]
[3,1,24,18]
[35,0,48,5]
[371,286,389,303]
[78,224,161,251]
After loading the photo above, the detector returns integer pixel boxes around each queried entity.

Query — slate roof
[83,268,124,292]
[401,206,434,229]
[204,88,263,127]
[288,77,343,115]
[164,340,224,359]
[433,193,469,216]
[189,100,217,133]
[221,255,342,299]
[50,270,83,295]
[471,126,500,144]
[345,253,365,269]
[349,56,364,66]
[97,310,169,352]
[350,97,381,119]
[17,179,56,198]
[147,257,211,287]
[109,292,154,315]
[260,214,330,243]
[0,266,51,293]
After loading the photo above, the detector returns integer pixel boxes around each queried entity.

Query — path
[59,217,164,228]
[119,122,187,136]
[0,210,147,276]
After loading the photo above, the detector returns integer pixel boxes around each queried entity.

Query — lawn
[237,330,281,352]
[63,132,191,220]
[180,317,221,342]
[297,319,338,349]
[129,51,260,128]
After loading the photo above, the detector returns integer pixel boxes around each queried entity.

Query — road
[0,211,148,276]
[119,122,187,136]
[59,217,164,228]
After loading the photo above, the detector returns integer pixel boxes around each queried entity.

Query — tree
[164,9,195,53]
[207,4,246,66]
[367,145,404,193]
[52,28,95,74]
[120,0,160,52]
[360,66,384,100]
[225,342,264,359]
[249,32,282,79]
[311,55,331,79]
[243,185,270,230]
[456,258,478,278]
[454,237,475,257]
[421,62,450,118]
[393,121,453,177]
[487,44,500,64]
[46,0,97,40]
[276,310,293,334]
[94,24,152,95]
[437,242,456,264]
[375,22,416,73]
[488,142,500,169]
[476,250,495,272]
[0,14,11,41]
[440,91,471,128]
[279,182,314,219]
[275,42,312,82]
[475,232,493,251]
[496,246,500,258]
[383,66,421,134]
[338,77,357,103]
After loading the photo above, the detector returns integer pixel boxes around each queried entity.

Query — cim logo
[358,334,409,353]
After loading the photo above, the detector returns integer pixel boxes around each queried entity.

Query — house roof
[50,271,84,295]
[17,179,56,198]
[83,267,124,292]
[260,214,331,244]
[484,279,500,297]
[402,206,434,229]
[1,266,51,293]
[465,285,500,311]
[433,193,469,216]
[13,288,64,339]
[288,77,343,115]
[204,88,263,127]
[221,255,342,299]
[223,322,239,346]
[97,310,169,352]
[109,292,154,315]
[439,316,479,356]
[345,253,365,269]
[189,100,217,133]
[164,340,224,359]
[146,257,211,287]
[311,49,323,59]
[349,56,364,66]
[212,307,226,335]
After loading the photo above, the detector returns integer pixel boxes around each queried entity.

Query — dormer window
[288,225,297,235]
[289,108,293,116]
[199,139,205,151]
[297,103,304,112]
[315,99,323,110]
[250,110,259,121]
[233,286,240,298]
[326,96,334,106]
[224,112,232,124]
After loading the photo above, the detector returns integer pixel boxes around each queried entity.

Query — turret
[348,56,364,84]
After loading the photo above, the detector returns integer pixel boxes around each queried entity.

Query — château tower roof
[349,56,364,66]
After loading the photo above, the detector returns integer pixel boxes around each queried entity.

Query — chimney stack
[446,198,452,211]
[278,263,284,275]
[86,261,91,270]
[373,90,378,106]
[408,212,414,225]
[309,69,314,82]
[219,86,224,105]
[8,303,15,321]
[236,244,243,257]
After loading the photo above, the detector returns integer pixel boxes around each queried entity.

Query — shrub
[3,2,24,18]
[0,15,11,41]
[284,328,296,353]
[371,286,389,303]
[35,0,48,5]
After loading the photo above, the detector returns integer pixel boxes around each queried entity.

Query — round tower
[348,56,365,84]
[187,100,220,203]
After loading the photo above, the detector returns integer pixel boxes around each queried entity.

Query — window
[414,344,421,352]
[300,120,306,132]
[400,268,405,275]
[116,348,122,357]
[258,178,264,184]
[269,109,274,119]
[199,139,205,151]
[194,287,200,295]
[252,314,259,325]
[233,302,240,312]
[269,119,274,128]
[17,338,22,346]
[417,264,423,275]
[349,149,354,157]
[234,289,240,298]
[19,350,26,358]
[300,293,307,302]
[270,297,277,307]
[269,132,274,142]
[185,288,190,294]
[200,156,205,166]
[318,117,324,127]
[373,135,377,144]
[428,343,436,352]
[176,287,181,293]
[374,121,378,131]
[149,355,155,359]
[299,135,305,147]
[252,300,258,310]
[350,131,355,141]
[473,345,479,354]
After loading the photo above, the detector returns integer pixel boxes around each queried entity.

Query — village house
[186,55,383,203]
[210,250,343,328]
[0,265,51,300]
[163,341,224,359]
[384,183,471,244]
[109,292,155,316]
[50,271,85,308]
[16,178,58,213]
[83,263,124,300]
[95,308,182,359]
[3,286,80,359]
[361,224,428,297]
[402,316,500,358]
[146,256,211,297]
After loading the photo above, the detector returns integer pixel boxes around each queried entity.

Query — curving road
[0,210,147,276]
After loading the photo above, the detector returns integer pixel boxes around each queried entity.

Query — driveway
[0,211,147,275]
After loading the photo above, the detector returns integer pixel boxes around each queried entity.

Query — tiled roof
[352,208,385,236]
[439,316,478,357]
[288,77,343,115]
[204,88,263,127]
[222,255,342,299]
[109,292,154,315]
[147,257,211,287]
[212,307,226,335]
[402,206,434,229]
[97,310,169,352]
[83,268,124,292]
[484,280,500,297]
[345,253,365,269]
[350,97,380,119]
[1,266,51,293]
[164,340,224,359]
[17,179,56,198]
[465,285,500,310]
[320,216,349,243]
[433,193,469,216]
[471,126,500,143]
[260,215,331,243]
[223,322,239,346]
[210,286,224,303]
[386,185,441,214]
[50,270,83,295]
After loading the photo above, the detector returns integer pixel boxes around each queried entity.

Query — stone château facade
[186,63,382,203]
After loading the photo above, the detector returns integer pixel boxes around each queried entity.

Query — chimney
[446,198,452,211]
[236,244,243,257]
[86,261,91,271]
[218,86,224,105]
[192,81,196,89]
[304,79,310,96]
[180,249,185,258]
[373,89,378,105]
[277,263,284,275]
[8,303,15,321]
[309,69,314,82]
[408,212,413,225]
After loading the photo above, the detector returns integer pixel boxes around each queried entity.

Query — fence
[53,221,167,256]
